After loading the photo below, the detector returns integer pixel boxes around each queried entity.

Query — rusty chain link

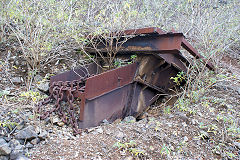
[37,78,86,135]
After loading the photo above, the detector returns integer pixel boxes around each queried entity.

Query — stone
[25,143,34,149]
[102,119,109,124]
[0,138,11,156]
[34,75,43,83]
[124,156,133,160]
[37,82,49,92]
[95,128,103,134]
[115,131,125,140]
[30,138,40,145]
[123,116,136,123]
[15,126,37,140]
[52,117,60,124]
[183,136,188,142]
[38,130,48,140]
[12,77,22,84]
[10,145,25,160]
[200,130,209,140]
[9,139,20,149]
[15,155,31,160]
[234,142,240,149]
[0,156,9,160]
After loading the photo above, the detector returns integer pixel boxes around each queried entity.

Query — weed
[20,90,47,103]
[170,71,186,86]
[113,140,145,157]
[160,144,171,156]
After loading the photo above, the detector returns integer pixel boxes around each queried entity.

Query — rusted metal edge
[86,33,184,54]
[181,39,215,70]
[123,27,166,35]
[170,29,215,71]
[87,27,214,71]
[84,62,138,100]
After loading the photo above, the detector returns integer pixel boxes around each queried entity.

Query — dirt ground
[0,42,240,160]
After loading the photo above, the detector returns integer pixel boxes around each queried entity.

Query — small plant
[20,90,47,103]
[0,120,18,131]
[163,106,172,115]
[160,144,171,156]
[113,140,145,157]
[170,71,186,86]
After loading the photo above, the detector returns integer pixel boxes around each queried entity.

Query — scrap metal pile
[37,27,214,134]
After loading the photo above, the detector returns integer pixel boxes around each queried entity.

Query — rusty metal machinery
[37,27,214,133]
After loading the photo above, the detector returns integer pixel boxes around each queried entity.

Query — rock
[234,142,240,149]
[115,131,125,140]
[200,130,209,140]
[37,81,49,92]
[12,77,22,84]
[34,75,43,83]
[25,143,34,149]
[182,122,187,128]
[95,128,103,134]
[57,122,65,127]
[15,126,37,140]
[15,155,31,160]
[123,116,136,123]
[30,138,40,145]
[0,138,11,155]
[3,137,11,142]
[52,117,60,124]
[102,119,109,125]
[38,130,48,140]
[0,156,9,160]
[175,112,189,122]
[124,156,133,160]
[10,145,25,160]
[183,136,188,142]
[9,139,20,149]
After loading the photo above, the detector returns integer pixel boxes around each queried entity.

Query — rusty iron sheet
[50,63,99,85]
[123,27,166,35]
[181,39,215,70]
[78,84,134,128]
[84,62,138,100]
[78,82,159,128]
[135,55,180,92]
[87,33,184,54]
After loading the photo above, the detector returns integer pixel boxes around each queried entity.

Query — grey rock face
[38,130,48,140]
[15,126,37,140]
[12,77,22,84]
[0,155,9,160]
[0,138,11,156]
[37,82,49,92]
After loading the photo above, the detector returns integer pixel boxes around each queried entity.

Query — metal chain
[37,78,86,135]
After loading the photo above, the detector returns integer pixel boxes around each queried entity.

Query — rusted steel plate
[181,39,215,70]
[87,33,184,54]
[78,84,134,128]
[169,29,215,71]
[78,82,159,128]
[50,63,99,84]
[85,62,138,100]
[135,55,180,92]
[123,27,165,35]
[129,83,159,117]
[158,52,187,72]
